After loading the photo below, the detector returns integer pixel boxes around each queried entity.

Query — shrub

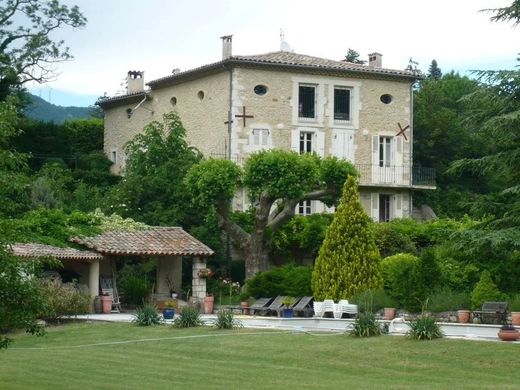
[246,264,312,298]
[133,303,162,326]
[312,177,382,300]
[120,276,151,305]
[214,309,243,329]
[372,222,416,258]
[427,287,471,312]
[471,271,504,309]
[38,278,91,322]
[508,294,520,312]
[381,253,421,312]
[350,313,382,337]
[173,307,204,328]
[350,289,396,313]
[407,315,443,340]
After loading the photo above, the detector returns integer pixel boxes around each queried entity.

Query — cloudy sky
[27,0,520,107]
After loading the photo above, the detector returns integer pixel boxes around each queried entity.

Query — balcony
[355,164,436,189]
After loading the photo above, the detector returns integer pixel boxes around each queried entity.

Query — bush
[246,264,312,298]
[372,222,416,258]
[407,315,443,340]
[214,309,242,329]
[350,313,382,337]
[507,294,520,312]
[350,289,396,313]
[427,287,471,312]
[173,307,204,328]
[120,276,151,306]
[471,271,504,309]
[38,278,91,322]
[381,253,421,312]
[133,303,162,326]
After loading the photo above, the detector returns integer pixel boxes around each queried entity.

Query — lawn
[1,322,519,389]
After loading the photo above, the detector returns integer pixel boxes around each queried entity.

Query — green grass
[1,322,520,389]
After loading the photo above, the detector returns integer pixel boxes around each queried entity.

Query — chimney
[221,35,233,60]
[368,53,382,68]
[126,71,144,94]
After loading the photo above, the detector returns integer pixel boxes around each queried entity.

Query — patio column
[192,257,206,301]
[88,259,100,310]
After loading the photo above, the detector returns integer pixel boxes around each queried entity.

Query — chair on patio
[293,296,314,317]
[100,277,122,313]
[313,301,324,318]
[322,299,335,318]
[249,297,274,315]
[334,300,358,319]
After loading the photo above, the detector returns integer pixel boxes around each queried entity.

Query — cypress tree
[311,176,382,300]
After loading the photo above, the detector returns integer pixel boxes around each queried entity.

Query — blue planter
[282,308,294,318]
[163,308,175,319]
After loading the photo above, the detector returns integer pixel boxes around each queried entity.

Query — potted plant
[100,293,113,314]
[281,297,296,318]
[203,294,214,314]
[384,307,396,321]
[498,324,520,341]
[197,268,214,279]
[457,308,471,323]
[163,299,176,320]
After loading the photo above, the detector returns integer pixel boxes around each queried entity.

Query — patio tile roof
[71,227,214,257]
[10,243,103,261]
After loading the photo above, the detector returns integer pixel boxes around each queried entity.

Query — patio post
[88,259,100,310]
[192,256,207,301]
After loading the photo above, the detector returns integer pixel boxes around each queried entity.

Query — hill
[23,93,94,123]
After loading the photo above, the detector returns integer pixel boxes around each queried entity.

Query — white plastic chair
[333,300,350,319]
[322,299,335,318]
[313,301,324,318]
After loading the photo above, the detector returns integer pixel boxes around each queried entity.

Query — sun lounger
[293,296,314,317]
[249,297,274,315]
[254,296,286,316]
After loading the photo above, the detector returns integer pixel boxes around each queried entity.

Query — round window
[254,85,268,96]
[380,94,393,104]
[197,91,204,101]
[170,96,177,106]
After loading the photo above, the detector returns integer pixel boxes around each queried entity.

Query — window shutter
[372,135,379,166]
[291,130,299,152]
[253,129,260,146]
[371,192,379,222]
[316,131,325,156]
[393,193,403,219]
[394,137,403,166]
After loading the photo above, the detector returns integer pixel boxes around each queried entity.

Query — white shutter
[371,192,379,222]
[395,137,403,166]
[372,135,379,166]
[393,193,403,219]
[316,131,325,156]
[253,130,260,147]
[291,130,300,152]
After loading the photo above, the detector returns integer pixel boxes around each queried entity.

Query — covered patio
[11,227,214,310]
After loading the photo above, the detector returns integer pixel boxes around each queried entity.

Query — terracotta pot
[384,308,396,321]
[511,312,520,326]
[203,295,214,314]
[240,301,249,315]
[100,295,112,314]
[458,310,470,323]
[498,329,520,342]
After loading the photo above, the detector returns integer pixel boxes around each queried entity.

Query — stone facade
[101,48,434,221]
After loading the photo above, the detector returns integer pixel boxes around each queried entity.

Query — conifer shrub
[471,271,505,309]
[381,253,420,311]
[311,176,382,300]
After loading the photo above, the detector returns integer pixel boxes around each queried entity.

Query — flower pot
[240,301,249,315]
[511,312,520,326]
[282,308,294,318]
[458,310,470,323]
[498,329,520,342]
[384,308,396,321]
[100,295,113,314]
[163,308,175,320]
[203,295,214,314]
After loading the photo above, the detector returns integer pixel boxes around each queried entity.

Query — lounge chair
[255,296,287,316]
[293,296,314,317]
[249,297,273,315]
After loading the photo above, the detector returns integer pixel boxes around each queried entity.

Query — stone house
[99,36,435,222]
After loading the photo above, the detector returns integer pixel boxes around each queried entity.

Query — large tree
[185,150,356,278]
[311,176,382,300]
[0,0,86,99]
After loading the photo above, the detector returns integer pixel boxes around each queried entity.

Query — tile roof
[10,243,103,262]
[96,91,148,108]
[147,51,421,88]
[71,227,214,257]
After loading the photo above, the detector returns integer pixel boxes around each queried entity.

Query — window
[299,132,313,154]
[380,94,393,104]
[298,200,312,216]
[334,87,351,121]
[379,136,392,167]
[252,128,269,148]
[379,194,391,222]
[170,96,177,106]
[298,84,316,119]
[254,85,268,95]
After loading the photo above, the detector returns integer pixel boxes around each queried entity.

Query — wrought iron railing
[354,164,436,187]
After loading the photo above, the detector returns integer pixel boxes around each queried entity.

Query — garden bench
[472,301,508,325]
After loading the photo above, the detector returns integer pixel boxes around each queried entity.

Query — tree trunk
[245,230,270,279]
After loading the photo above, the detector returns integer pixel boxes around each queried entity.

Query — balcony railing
[355,164,436,188]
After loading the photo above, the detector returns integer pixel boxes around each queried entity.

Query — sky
[26,0,520,107]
